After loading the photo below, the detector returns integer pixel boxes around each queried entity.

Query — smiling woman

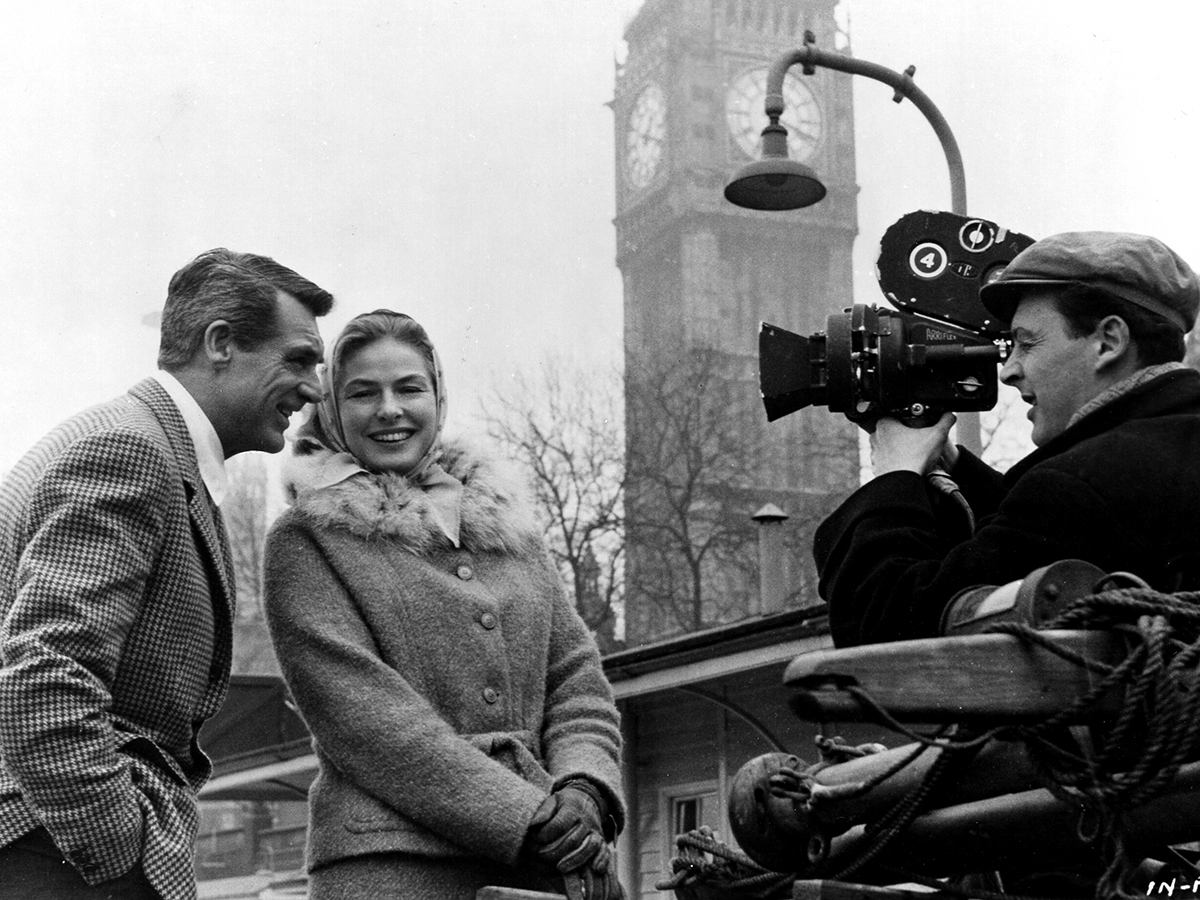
[261,309,625,899]
[319,313,442,477]
[338,340,437,475]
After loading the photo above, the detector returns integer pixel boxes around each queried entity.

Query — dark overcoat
[263,438,623,882]
[0,378,234,900]
[815,367,1200,646]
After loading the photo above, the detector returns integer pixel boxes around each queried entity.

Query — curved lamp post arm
[767,44,967,215]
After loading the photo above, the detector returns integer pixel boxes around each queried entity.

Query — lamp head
[724,121,827,211]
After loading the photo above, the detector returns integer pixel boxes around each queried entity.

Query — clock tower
[614,0,861,645]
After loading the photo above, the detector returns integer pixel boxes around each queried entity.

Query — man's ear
[1094,314,1133,374]
[202,320,235,368]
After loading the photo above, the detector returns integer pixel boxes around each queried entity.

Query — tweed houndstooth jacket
[0,378,234,900]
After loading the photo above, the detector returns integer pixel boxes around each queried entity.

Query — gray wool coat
[263,438,623,873]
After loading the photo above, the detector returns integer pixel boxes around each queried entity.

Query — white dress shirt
[151,370,229,507]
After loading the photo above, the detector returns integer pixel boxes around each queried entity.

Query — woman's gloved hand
[525,779,610,872]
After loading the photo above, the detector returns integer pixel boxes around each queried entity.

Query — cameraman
[815,231,1200,647]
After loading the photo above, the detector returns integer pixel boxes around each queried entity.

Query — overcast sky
[3,1,1197,472]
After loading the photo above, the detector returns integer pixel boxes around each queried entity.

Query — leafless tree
[483,347,859,649]
[223,453,279,674]
[225,454,267,610]
[481,356,625,652]
[624,346,800,640]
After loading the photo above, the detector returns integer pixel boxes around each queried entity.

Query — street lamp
[722,122,826,211]
[725,32,983,455]
[725,31,967,216]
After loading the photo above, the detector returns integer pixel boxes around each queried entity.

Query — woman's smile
[337,338,437,473]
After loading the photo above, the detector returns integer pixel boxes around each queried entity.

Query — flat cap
[979,231,1200,333]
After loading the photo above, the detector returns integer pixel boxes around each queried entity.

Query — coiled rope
[655,826,793,899]
[991,584,1200,898]
[660,582,1200,900]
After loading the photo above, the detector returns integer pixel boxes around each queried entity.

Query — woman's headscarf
[292,309,463,544]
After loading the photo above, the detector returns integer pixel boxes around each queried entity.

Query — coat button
[482,687,499,704]
[457,565,474,580]
[480,612,497,630]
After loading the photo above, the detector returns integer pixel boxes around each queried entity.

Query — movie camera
[759,210,1036,426]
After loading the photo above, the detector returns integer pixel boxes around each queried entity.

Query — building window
[665,782,721,855]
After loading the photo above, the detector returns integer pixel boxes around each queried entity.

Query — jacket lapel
[128,378,237,608]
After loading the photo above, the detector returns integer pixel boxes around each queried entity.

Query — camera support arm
[766,34,968,217]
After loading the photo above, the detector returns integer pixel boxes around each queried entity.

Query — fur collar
[282,435,543,556]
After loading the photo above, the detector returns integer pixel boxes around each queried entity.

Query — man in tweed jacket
[0,249,332,900]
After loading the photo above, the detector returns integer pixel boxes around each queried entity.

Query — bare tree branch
[224,453,279,675]
[626,347,778,638]
[481,356,626,652]
[482,347,860,649]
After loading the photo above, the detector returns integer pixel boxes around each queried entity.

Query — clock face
[625,83,666,190]
[726,67,822,163]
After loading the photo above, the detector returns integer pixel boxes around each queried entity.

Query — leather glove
[526,779,610,873]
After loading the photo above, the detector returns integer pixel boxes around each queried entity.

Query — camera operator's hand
[870,412,956,477]
[939,438,960,472]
